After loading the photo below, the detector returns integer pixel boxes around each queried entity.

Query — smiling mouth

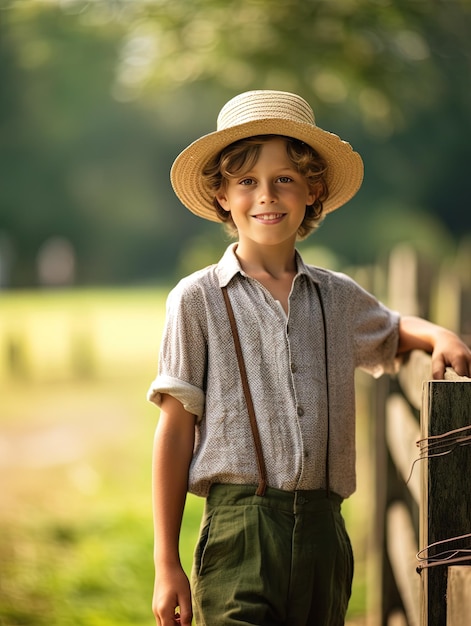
[253,213,285,221]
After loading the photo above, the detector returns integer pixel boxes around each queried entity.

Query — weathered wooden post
[419,373,471,626]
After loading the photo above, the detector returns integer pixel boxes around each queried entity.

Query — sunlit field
[0,288,369,625]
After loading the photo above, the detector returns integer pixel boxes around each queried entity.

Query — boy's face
[216,138,315,250]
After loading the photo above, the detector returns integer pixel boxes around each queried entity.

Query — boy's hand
[398,316,471,379]
[153,564,192,626]
[431,329,471,380]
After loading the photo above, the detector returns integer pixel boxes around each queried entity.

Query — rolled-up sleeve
[147,280,207,419]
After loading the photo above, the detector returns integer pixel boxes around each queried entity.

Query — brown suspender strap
[221,286,268,496]
[313,282,331,499]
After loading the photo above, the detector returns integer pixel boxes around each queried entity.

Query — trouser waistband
[207,483,342,515]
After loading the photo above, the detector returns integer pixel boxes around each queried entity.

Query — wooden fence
[375,351,471,626]
[367,245,471,626]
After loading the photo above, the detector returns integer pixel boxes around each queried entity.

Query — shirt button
[297,406,304,417]
[304,450,309,458]
[291,363,297,373]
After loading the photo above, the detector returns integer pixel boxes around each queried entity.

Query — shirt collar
[216,243,319,288]
[215,243,244,287]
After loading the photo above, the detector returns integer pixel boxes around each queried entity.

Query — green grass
[0,374,197,626]
[0,288,368,625]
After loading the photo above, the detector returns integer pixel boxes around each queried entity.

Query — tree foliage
[114,0,470,131]
[0,0,470,286]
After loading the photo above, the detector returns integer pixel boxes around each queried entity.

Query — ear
[307,182,321,206]
[306,189,316,206]
[215,191,230,212]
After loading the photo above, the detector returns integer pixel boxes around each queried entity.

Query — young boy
[148,90,471,626]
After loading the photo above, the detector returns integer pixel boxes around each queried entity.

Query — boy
[148,90,471,626]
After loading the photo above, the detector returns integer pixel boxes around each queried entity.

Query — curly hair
[201,135,329,239]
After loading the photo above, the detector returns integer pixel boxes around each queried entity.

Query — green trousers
[191,484,353,626]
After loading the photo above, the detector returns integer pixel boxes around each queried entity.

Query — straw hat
[170,90,364,221]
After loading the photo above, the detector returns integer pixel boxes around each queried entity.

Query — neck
[235,240,297,279]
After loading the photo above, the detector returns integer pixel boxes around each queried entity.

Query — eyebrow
[239,166,297,177]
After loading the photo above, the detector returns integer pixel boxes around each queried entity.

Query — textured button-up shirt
[148,243,400,499]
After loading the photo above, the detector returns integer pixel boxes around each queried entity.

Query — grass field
[0,288,370,625]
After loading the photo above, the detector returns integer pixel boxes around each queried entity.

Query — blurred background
[1,0,470,624]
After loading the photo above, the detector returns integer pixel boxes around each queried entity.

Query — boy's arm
[397,315,471,380]
[152,393,196,626]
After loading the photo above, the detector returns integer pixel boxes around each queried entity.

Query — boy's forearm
[397,315,443,354]
[152,437,189,566]
[152,395,196,566]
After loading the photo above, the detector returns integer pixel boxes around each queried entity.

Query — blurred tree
[0,0,470,286]
[0,0,207,286]
[111,0,470,123]
[112,0,471,251]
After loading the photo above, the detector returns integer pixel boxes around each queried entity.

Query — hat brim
[170,118,364,222]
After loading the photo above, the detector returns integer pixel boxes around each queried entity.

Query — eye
[277,176,293,183]
[239,178,255,186]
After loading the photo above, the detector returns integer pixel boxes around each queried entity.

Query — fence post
[419,378,471,626]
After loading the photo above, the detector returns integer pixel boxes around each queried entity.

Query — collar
[215,242,320,288]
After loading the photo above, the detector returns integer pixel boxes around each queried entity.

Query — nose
[258,180,277,204]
